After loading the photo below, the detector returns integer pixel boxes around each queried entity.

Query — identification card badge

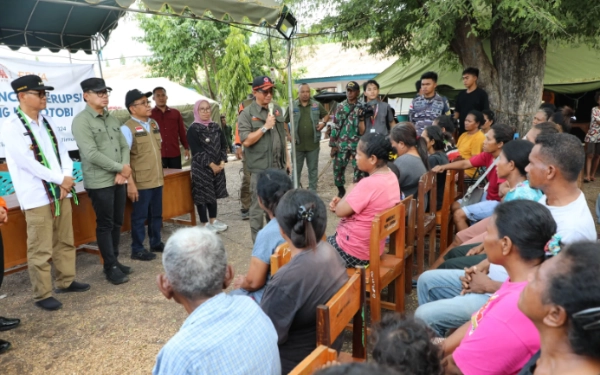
[370,128,376,133]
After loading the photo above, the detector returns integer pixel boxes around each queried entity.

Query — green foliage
[289,0,600,62]
[217,27,254,126]
[135,8,230,100]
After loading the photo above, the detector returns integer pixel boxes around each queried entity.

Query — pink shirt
[469,152,505,201]
[336,172,401,260]
[453,281,540,375]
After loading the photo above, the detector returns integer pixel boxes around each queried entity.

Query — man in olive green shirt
[238,75,290,243]
[285,83,329,191]
[71,78,132,286]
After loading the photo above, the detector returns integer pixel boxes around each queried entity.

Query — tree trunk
[451,17,546,136]
[490,22,546,136]
[209,54,221,102]
[202,54,216,100]
[450,18,500,111]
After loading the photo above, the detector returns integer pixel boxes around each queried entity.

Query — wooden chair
[317,267,366,362]
[271,235,326,275]
[270,242,291,275]
[347,202,406,323]
[401,195,416,294]
[289,345,337,375]
[415,171,437,274]
[435,169,464,253]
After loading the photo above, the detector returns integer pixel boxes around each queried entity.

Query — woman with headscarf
[186,100,229,232]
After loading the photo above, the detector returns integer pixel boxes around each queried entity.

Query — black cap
[125,89,152,109]
[80,77,111,92]
[251,76,275,90]
[346,81,360,91]
[11,74,54,93]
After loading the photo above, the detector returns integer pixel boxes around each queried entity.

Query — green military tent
[377,43,600,98]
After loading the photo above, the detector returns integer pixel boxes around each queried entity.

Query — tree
[292,0,600,134]
[217,27,254,127]
[136,8,230,100]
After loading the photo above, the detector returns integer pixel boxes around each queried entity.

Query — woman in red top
[432,124,514,232]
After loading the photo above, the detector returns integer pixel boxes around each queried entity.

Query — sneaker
[241,210,250,220]
[34,297,63,311]
[116,262,133,275]
[105,265,129,285]
[55,281,91,294]
[211,220,228,232]
[131,250,157,261]
[151,242,165,252]
[203,223,219,232]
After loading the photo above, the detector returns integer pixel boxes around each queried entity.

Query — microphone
[268,103,274,116]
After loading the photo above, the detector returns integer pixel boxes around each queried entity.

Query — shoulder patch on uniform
[251,116,261,121]
[312,103,318,108]
[275,110,280,116]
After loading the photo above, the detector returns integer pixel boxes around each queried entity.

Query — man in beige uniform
[120,89,164,261]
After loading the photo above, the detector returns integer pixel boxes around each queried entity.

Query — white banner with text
[0,57,95,157]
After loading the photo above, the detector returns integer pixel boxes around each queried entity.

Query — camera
[355,102,375,120]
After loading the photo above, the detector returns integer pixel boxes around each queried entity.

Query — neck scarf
[193,100,212,126]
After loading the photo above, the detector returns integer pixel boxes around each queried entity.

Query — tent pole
[286,38,298,188]
[95,36,104,78]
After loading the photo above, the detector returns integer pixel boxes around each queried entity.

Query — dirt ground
[1,143,598,374]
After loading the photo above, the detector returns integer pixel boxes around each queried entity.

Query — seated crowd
[3,71,599,375]
[152,101,599,374]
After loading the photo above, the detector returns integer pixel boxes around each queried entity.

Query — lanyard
[371,104,379,127]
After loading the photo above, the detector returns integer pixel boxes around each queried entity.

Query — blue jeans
[131,186,163,253]
[462,200,499,223]
[415,269,489,337]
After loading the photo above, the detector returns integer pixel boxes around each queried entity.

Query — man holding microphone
[238,76,290,242]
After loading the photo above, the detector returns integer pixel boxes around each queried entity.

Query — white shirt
[488,191,597,282]
[1,111,73,210]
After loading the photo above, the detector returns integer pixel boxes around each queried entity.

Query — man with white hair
[153,227,281,374]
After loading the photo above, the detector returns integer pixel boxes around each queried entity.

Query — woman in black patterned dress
[187,100,229,232]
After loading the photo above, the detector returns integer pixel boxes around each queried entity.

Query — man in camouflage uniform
[330,81,366,198]
[409,71,449,136]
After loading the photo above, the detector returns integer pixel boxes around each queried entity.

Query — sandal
[584,178,591,183]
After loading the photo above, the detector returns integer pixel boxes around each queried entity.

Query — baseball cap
[80,77,112,92]
[125,89,152,109]
[346,81,360,91]
[252,76,275,90]
[12,74,54,93]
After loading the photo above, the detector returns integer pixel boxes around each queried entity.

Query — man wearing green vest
[238,76,290,243]
[120,89,165,261]
[284,83,329,191]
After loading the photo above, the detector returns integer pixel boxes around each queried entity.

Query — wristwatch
[261,126,268,133]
